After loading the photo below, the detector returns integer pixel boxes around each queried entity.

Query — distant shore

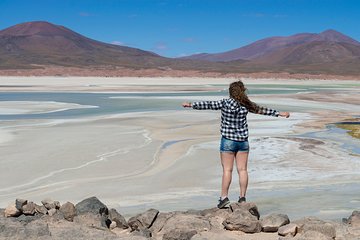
[1,66,360,80]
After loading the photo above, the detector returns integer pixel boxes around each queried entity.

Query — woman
[182,80,290,208]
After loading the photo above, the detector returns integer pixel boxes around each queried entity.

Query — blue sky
[1,0,359,57]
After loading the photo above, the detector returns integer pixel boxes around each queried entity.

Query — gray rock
[17,213,41,224]
[149,212,175,233]
[128,208,159,231]
[294,230,332,240]
[41,198,59,210]
[109,208,128,229]
[59,201,77,221]
[294,217,336,239]
[15,198,27,211]
[22,201,36,215]
[348,210,360,227]
[229,202,260,220]
[162,228,197,240]
[222,208,261,233]
[101,214,112,228]
[24,220,51,238]
[73,212,103,228]
[4,203,21,217]
[75,196,108,215]
[48,208,57,216]
[35,204,48,215]
[278,223,298,237]
[159,212,211,236]
[260,213,290,232]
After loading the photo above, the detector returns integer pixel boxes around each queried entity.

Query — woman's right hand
[279,112,290,118]
[182,102,192,108]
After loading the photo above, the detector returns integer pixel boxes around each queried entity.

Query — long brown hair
[229,80,260,113]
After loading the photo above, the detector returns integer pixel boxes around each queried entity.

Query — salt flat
[0,77,359,220]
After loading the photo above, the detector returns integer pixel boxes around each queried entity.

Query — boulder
[35,204,48,215]
[109,208,128,229]
[59,201,77,221]
[348,210,360,227]
[73,212,104,229]
[4,203,21,217]
[222,208,261,233]
[149,212,175,233]
[48,208,57,216]
[75,196,108,215]
[229,202,260,220]
[278,223,298,237]
[15,198,27,211]
[159,212,211,236]
[128,208,159,231]
[294,230,332,240]
[22,201,36,215]
[162,228,197,240]
[294,217,336,239]
[260,213,290,232]
[41,198,60,210]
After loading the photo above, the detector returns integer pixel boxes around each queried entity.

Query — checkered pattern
[192,98,280,141]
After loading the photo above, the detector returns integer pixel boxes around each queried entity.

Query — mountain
[182,29,360,62]
[0,21,167,69]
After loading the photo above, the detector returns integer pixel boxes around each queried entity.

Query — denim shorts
[220,136,249,153]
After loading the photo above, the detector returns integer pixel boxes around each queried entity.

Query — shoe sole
[217,201,230,209]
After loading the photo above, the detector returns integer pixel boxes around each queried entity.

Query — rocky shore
[1,197,359,240]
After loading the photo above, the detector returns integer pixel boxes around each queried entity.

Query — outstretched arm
[250,105,290,118]
[182,100,223,110]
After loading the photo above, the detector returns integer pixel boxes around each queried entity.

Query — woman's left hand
[279,112,290,118]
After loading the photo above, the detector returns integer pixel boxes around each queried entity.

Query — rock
[128,208,159,231]
[73,212,103,228]
[294,230,332,240]
[101,214,112,228]
[4,203,21,217]
[16,214,42,224]
[75,196,108,215]
[35,203,48,215]
[15,198,27,210]
[41,198,60,210]
[24,220,51,238]
[109,208,128,229]
[149,212,175,233]
[159,212,211,236]
[229,202,260,220]
[294,217,336,239]
[260,213,290,232]
[109,220,117,230]
[162,228,197,240]
[22,201,36,215]
[59,201,77,221]
[348,210,360,227]
[222,208,261,233]
[48,208,57,216]
[278,223,298,237]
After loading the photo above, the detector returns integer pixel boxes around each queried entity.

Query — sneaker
[238,197,246,203]
[217,197,230,209]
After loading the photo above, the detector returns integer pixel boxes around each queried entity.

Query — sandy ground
[0,77,359,223]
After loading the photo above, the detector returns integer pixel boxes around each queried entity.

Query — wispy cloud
[111,41,126,46]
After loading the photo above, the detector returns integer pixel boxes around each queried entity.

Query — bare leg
[235,151,249,198]
[220,152,235,197]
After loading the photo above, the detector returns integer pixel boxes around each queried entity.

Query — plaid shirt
[192,98,279,141]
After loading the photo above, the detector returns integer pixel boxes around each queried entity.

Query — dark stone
[15,198,27,211]
[16,214,41,224]
[100,214,112,228]
[109,208,128,229]
[75,196,108,215]
[229,202,260,220]
[162,228,197,240]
